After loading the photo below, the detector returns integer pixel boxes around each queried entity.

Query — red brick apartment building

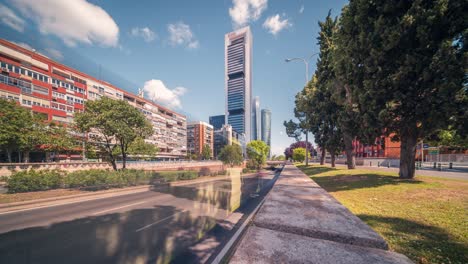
[0,39,187,161]
[187,121,214,159]
[353,136,401,159]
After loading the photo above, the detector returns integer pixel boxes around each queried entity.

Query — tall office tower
[251,96,261,140]
[261,109,271,157]
[225,26,252,142]
[209,114,225,130]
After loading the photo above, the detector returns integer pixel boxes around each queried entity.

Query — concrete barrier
[230,165,412,264]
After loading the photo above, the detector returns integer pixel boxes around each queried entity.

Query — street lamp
[285,53,319,166]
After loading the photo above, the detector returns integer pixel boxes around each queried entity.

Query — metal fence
[425,154,468,163]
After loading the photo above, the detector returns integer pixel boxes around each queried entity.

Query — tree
[292,147,306,162]
[283,120,302,141]
[284,141,313,160]
[41,123,78,158]
[0,99,33,162]
[75,97,153,170]
[201,144,212,160]
[335,0,466,178]
[218,144,244,167]
[19,114,48,163]
[246,140,270,170]
[127,137,158,158]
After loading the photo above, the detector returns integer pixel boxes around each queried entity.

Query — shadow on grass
[358,214,468,264]
[313,173,423,192]
[297,165,338,176]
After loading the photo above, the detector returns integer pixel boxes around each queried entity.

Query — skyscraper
[209,114,225,130]
[252,96,260,140]
[261,109,271,157]
[225,26,252,142]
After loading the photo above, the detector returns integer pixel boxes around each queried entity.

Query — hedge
[6,169,200,193]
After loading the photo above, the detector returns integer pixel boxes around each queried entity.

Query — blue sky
[0,0,348,155]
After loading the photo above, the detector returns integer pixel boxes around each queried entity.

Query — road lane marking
[135,210,188,232]
[91,201,147,215]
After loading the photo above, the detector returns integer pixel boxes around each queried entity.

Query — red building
[0,39,187,162]
[353,136,401,159]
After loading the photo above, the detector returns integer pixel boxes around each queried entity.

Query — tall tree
[218,144,244,167]
[246,140,270,170]
[0,99,33,162]
[75,97,153,170]
[283,120,302,141]
[201,144,212,160]
[127,137,158,158]
[335,0,467,178]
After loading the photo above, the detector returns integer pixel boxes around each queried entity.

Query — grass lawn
[297,165,468,264]
[0,189,86,204]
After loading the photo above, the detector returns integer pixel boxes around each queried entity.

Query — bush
[6,168,199,193]
[7,169,63,193]
[198,167,211,177]
[153,171,198,182]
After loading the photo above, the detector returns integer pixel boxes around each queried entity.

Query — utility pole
[285,53,319,166]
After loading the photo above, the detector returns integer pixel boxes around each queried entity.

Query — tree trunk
[120,143,126,170]
[331,152,336,168]
[399,127,418,179]
[305,132,309,166]
[18,152,21,163]
[6,149,12,163]
[24,150,30,163]
[320,148,325,165]
[343,132,356,169]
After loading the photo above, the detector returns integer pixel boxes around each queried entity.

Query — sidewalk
[229,165,412,264]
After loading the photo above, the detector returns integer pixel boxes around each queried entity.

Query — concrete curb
[229,165,413,263]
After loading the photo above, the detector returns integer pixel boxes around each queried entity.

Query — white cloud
[229,0,268,28]
[263,14,291,35]
[43,48,64,60]
[0,4,25,32]
[142,79,187,109]
[299,5,304,14]
[167,22,199,49]
[10,0,119,47]
[130,27,156,42]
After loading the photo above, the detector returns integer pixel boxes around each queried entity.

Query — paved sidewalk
[230,165,412,264]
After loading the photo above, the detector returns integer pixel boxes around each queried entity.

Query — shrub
[198,167,211,177]
[7,169,63,193]
[178,171,198,180]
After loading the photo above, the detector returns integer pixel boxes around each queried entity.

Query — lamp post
[285,53,319,166]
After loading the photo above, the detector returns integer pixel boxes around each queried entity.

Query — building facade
[213,124,246,158]
[261,109,271,157]
[187,121,214,159]
[209,114,225,130]
[0,39,187,161]
[225,26,252,142]
[251,96,260,140]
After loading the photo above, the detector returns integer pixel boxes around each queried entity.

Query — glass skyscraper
[261,109,271,157]
[209,114,225,130]
[225,26,252,142]
[252,96,260,140]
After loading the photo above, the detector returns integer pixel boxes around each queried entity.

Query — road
[0,170,279,264]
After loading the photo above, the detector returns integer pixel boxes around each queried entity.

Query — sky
[0,0,348,156]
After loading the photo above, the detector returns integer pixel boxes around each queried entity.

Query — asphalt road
[0,171,278,264]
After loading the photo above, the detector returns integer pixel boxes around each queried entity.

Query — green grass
[298,165,468,264]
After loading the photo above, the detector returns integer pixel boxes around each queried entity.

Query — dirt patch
[0,189,86,204]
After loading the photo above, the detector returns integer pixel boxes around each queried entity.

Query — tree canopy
[75,97,153,170]
[218,144,244,167]
[246,140,270,170]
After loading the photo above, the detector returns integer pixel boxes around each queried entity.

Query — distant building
[187,121,214,159]
[252,96,260,140]
[225,26,252,142]
[209,114,225,130]
[213,124,246,158]
[261,109,271,157]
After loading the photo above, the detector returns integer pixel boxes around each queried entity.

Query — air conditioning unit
[1,67,9,73]
[52,83,58,88]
